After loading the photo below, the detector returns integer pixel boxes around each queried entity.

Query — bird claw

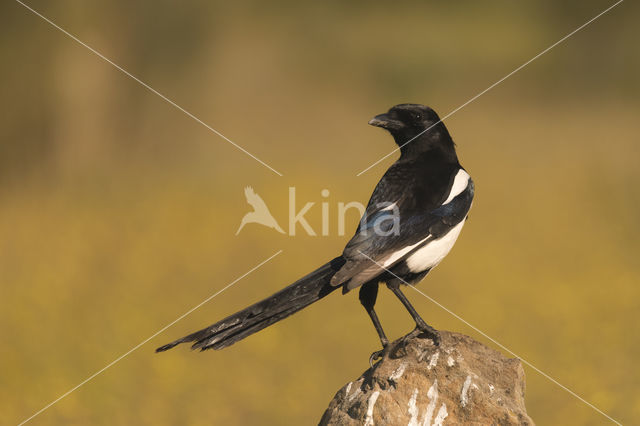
[369,327,440,367]
[369,346,390,368]
[409,325,440,346]
[430,331,441,346]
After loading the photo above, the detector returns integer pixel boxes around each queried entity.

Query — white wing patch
[442,169,470,204]
[405,220,465,273]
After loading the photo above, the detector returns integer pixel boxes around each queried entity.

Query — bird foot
[369,327,440,367]
[369,345,391,368]
[407,325,440,346]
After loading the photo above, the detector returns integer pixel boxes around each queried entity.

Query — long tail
[156,256,345,352]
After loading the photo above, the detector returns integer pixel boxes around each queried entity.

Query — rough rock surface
[319,330,534,425]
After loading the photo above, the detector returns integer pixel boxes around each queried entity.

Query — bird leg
[359,283,390,366]
[387,284,440,346]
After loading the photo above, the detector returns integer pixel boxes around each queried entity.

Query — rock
[319,330,534,425]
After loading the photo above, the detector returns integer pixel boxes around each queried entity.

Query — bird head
[369,104,439,135]
[368,104,453,155]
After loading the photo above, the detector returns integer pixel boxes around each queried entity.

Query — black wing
[331,166,473,291]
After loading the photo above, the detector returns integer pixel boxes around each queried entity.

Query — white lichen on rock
[407,389,420,426]
[421,379,438,425]
[319,330,534,426]
[363,391,380,426]
[427,351,440,370]
[389,363,407,383]
[433,403,449,425]
[461,375,473,408]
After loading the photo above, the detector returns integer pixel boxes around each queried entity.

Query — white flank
[383,235,431,267]
[442,169,470,204]
[364,391,380,426]
[381,170,470,271]
[406,221,465,273]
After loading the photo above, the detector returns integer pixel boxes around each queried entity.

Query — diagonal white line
[356,0,624,177]
[356,250,622,425]
[17,250,283,426]
[14,0,283,177]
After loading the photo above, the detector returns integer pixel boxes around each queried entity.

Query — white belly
[405,220,466,273]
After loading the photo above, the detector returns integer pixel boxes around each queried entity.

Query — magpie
[156,104,474,362]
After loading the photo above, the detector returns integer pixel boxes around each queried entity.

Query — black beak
[368,113,402,130]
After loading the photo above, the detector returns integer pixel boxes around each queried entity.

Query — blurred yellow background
[1,1,639,424]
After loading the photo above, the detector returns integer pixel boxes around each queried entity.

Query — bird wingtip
[155,343,176,353]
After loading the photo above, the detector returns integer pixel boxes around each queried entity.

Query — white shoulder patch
[379,201,398,211]
[442,169,470,205]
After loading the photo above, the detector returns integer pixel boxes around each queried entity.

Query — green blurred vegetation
[1,0,639,424]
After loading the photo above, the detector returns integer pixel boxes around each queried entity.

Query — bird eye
[414,113,422,121]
